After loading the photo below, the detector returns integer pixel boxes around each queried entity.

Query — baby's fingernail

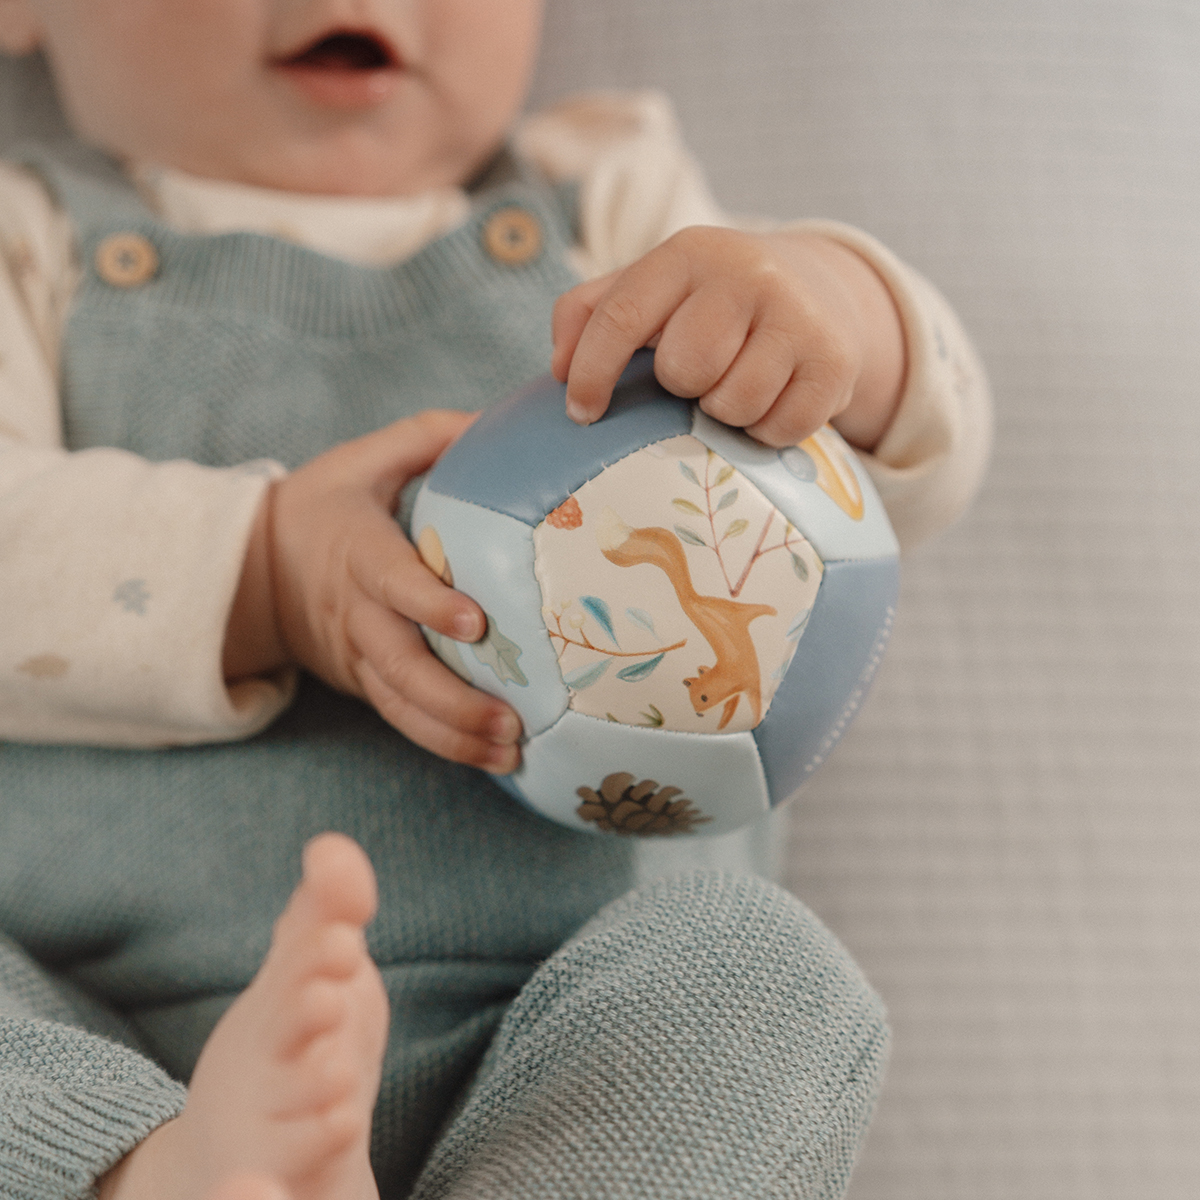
[490,712,522,743]
[453,611,483,641]
[485,744,519,774]
[565,398,591,425]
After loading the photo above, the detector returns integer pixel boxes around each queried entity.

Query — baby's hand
[223,411,522,773]
[551,227,906,450]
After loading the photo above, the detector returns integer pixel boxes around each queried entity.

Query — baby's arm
[221,414,522,773]
[0,163,293,746]
[552,225,906,451]
[518,92,992,548]
[0,163,517,767]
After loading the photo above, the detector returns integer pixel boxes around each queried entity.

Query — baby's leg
[0,932,187,1200]
[411,871,889,1200]
[100,833,388,1200]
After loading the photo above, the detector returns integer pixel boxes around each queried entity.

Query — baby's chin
[231,141,500,198]
[58,77,505,198]
[96,124,500,199]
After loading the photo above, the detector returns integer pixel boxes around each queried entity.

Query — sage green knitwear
[0,873,888,1200]
[0,931,187,1198]
[0,143,889,1197]
[411,872,890,1200]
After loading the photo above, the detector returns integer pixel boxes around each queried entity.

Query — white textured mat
[5,2,1199,1195]
[532,3,1200,1197]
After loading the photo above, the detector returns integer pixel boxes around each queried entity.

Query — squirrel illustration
[596,508,776,729]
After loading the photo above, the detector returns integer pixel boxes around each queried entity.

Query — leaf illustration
[787,607,813,639]
[470,616,528,686]
[714,464,735,486]
[791,552,809,582]
[715,488,739,512]
[672,498,704,515]
[563,658,612,690]
[679,460,701,487]
[723,518,749,540]
[626,607,657,635]
[674,524,707,547]
[617,652,666,682]
[580,595,618,645]
[640,704,665,727]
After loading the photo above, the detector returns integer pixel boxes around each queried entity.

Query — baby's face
[2,0,544,195]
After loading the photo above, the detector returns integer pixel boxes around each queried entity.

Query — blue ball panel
[425,349,693,525]
[753,557,899,803]
[692,411,900,563]
[511,710,770,837]
[410,486,568,737]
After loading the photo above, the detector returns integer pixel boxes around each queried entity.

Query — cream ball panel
[692,411,900,563]
[532,434,823,736]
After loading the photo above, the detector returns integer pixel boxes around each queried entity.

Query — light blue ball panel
[410,486,568,737]
[753,557,899,804]
[509,710,770,838]
[424,350,693,526]
[692,411,900,563]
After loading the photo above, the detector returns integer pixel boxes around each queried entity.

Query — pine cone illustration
[576,772,712,835]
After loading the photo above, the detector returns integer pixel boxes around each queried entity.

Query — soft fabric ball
[412,351,898,836]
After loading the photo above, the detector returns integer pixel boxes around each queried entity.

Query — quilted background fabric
[3,1,1198,1196]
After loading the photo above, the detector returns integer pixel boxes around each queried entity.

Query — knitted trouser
[0,872,888,1200]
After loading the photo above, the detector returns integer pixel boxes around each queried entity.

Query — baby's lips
[277,27,401,70]
[273,29,402,110]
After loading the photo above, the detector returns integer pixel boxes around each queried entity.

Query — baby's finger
[550,273,619,383]
[563,248,691,423]
[347,508,485,642]
[650,286,751,401]
[355,656,522,774]
[348,602,521,743]
[321,409,479,504]
[694,324,801,436]
[740,331,858,448]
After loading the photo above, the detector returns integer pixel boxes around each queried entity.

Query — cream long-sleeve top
[0,91,991,748]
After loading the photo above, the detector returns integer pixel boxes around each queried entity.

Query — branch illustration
[547,611,686,659]
[729,517,807,597]
[675,450,807,598]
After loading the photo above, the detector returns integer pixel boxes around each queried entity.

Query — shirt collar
[131,164,472,267]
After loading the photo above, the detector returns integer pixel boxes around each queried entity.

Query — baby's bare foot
[208,1175,291,1200]
[101,834,387,1200]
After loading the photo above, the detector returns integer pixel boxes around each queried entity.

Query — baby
[0,1,990,1198]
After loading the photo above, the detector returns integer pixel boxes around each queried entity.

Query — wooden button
[482,206,542,266]
[94,233,159,287]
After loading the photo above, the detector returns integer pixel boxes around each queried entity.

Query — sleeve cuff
[0,443,295,746]
[781,220,993,550]
[515,95,992,549]
[515,89,730,279]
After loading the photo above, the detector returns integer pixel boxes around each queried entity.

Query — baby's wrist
[222,486,290,683]
[757,230,905,451]
[798,233,907,451]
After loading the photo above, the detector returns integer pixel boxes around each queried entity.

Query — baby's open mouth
[274,29,401,108]
[282,31,399,72]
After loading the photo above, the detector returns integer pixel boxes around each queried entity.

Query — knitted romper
[0,144,890,1200]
